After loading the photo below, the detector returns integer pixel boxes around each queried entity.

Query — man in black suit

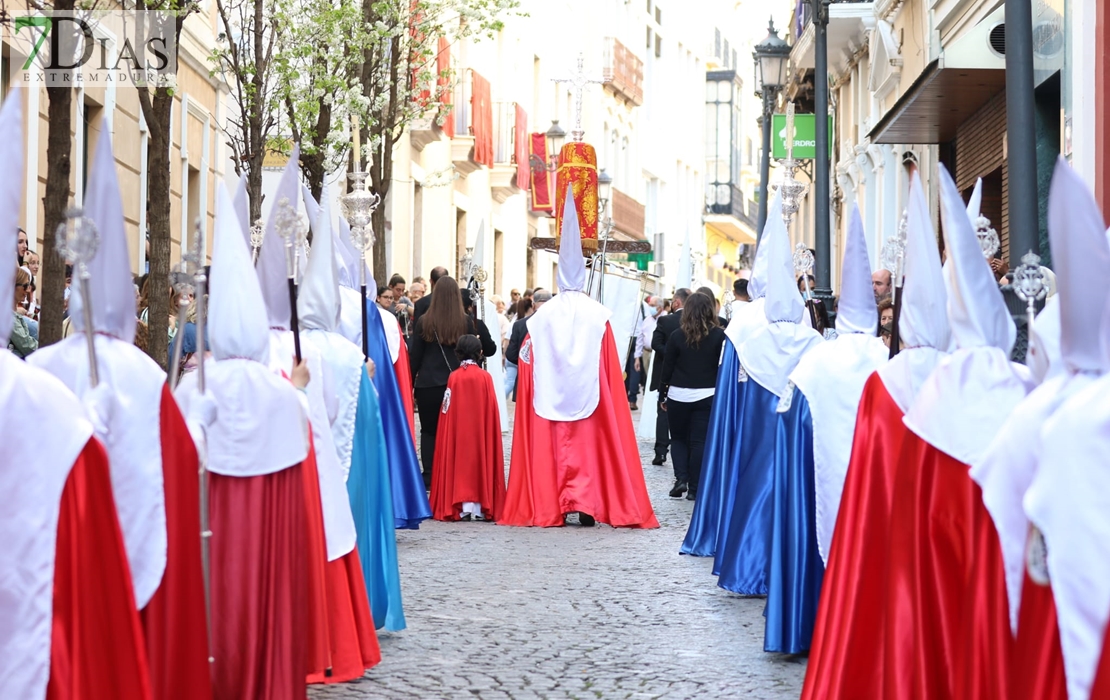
[650,288,690,479]
[412,266,449,325]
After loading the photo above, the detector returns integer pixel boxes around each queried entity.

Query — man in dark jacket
[412,266,449,325]
[650,288,689,473]
[505,290,549,363]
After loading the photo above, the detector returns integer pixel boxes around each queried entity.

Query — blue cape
[364,299,431,529]
[347,371,407,630]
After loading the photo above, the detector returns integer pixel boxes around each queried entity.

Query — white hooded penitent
[723,190,780,351]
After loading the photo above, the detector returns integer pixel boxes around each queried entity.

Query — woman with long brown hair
[409,275,497,489]
[660,291,727,500]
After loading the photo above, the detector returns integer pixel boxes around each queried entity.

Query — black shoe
[578,512,596,527]
[652,455,665,466]
[629,403,638,411]
[669,480,688,498]
[686,490,697,501]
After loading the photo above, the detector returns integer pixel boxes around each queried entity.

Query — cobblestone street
[310,407,807,699]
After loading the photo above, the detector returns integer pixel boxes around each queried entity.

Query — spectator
[660,291,726,501]
[376,285,395,311]
[412,266,449,324]
[650,287,691,470]
[10,267,37,357]
[733,278,750,302]
[489,294,512,353]
[639,295,663,393]
[797,274,816,296]
[409,276,498,489]
[16,228,27,265]
[872,269,892,302]
[408,280,426,302]
[878,297,894,346]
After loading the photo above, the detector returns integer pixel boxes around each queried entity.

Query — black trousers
[414,384,447,487]
[655,395,670,462]
[666,396,714,493]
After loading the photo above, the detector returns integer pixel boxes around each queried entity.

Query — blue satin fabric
[364,300,431,529]
[347,372,407,631]
[713,380,781,594]
[682,342,745,556]
[764,390,823,653]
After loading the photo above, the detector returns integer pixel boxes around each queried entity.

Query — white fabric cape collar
[1027,373,1110,700]
[875,346,948,414]
[0,351,95,700]
[737,320,823,396]
[724,297,767,352]
[302,329,364,481]
[527,290,612,422]
[28,334,168,609]
[790,332,889,563]
[902,345,1029,466]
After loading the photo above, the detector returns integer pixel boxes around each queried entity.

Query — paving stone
[310,403,806,699]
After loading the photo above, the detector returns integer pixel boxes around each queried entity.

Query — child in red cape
[430,335,506,522]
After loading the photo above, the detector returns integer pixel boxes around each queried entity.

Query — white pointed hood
[791,202,888,562]
[69,129,137,341]
[738,202,823,396]
[299,185,341,333]
[1049,158,1110,372]
[966,177,983,220]
[556,188,587,293]
[0,92,23,347]
[973,159,1110,637]
[256,145,301,329]
[722,192,781,351]
[836,204,879,335]
[210,185,272,363]
[334,215,358,289]
[903,165,1028,466]
[529,185,612,421]
[748,191,780,301]
[877,171,951,413]
[232,173,250,249]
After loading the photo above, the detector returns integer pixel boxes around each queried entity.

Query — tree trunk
[371,152,390,285]
[39,83,74,346]
[145,87,174,371]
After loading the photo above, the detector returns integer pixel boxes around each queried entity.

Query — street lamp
[753,18,790,242]
[529,119,567,174]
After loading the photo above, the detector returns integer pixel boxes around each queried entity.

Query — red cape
[880,431,1012,699]
[500,327,658,529]
[307,550,381,684]
[803,375,907,699]
[1013,565,1067,700]
[429,364,506,522]
[138,387,212,700]
[208,463,308,700]
[394,326,417,448]
[1091,620,1110,698]
[47,438,152,700]
[299,436,331,678]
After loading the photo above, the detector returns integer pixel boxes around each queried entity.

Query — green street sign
[771,114,834,160]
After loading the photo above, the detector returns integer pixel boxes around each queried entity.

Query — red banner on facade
[529,133,552,212]
[470,71,493,167]
[514,104,528,190]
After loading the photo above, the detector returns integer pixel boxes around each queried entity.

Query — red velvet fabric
[139,387,213,700]
[47,438,151,700]
[802,375,907,700]
[299,439,331,677]
[500,328,658,529]
[1091,621,1110,698]
[881,432,1012,699]
[1013,567,1068,700]
[394,329,417,449]
[306,550,381,685]
[208,464,307,700]
[430,365,506,522]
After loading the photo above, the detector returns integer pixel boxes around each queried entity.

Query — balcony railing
[492,101,516,164]
[602,37,644,106]
[706,182,756,230]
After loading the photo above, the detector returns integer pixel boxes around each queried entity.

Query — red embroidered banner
[529,133,552,212]
[514,104,528,190]
[470,71,493,167]
[555,142,599,251]
[436,37,453,136]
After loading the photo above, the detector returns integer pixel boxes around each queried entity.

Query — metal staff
[792,242,821,331]
[55,207,100,387]
[249,219,264,266]
[340,171,381,360]
[168,220,202,390]
[190,224,213,666]
[1013,251,1047,325]
[274,197,303,362]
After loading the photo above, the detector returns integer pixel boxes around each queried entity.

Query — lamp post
[529,119,568,174]
[753,18,790,243]
[1004,0,1039,264]
[811,0,833,306]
